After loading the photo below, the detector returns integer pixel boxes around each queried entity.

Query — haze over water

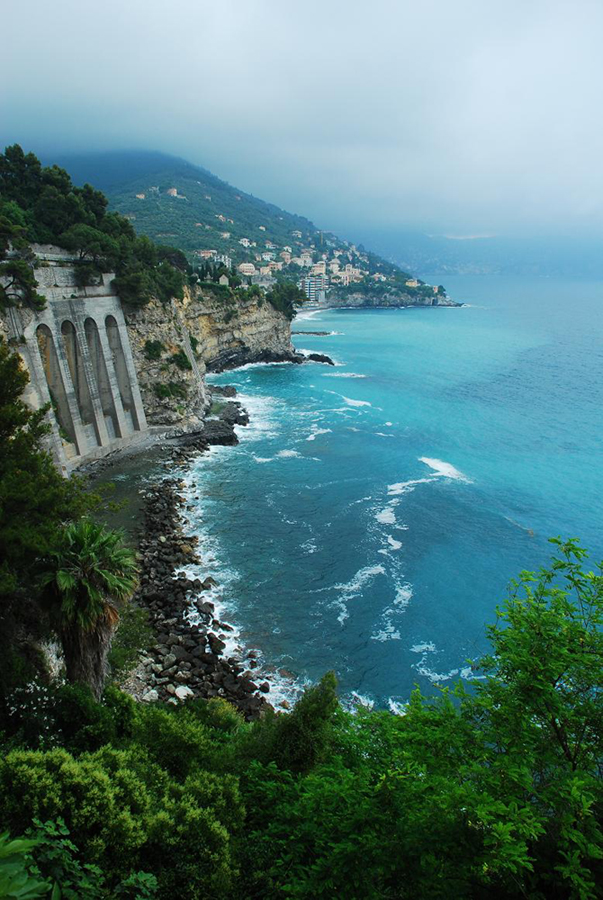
[182,275,603,708]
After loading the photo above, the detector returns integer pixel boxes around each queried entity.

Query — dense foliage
[1,537,602,898]
[0,145,187,308]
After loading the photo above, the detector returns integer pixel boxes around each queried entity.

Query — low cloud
[2,0,603,237]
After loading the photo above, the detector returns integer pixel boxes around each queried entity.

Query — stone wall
[1,250,296,467]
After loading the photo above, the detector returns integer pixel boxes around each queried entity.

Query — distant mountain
[354,228,603,278]
[50,150,340,264]
[47,150,452,306]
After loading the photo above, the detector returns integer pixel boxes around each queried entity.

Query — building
[291,230,302,238]
[135,193,145,200]
[259,225,266,231]
[220,231,231,239]
[280,251,292,263]
[239,238,252,248]
[199,249,217,259]
[299,253,313,267]
[216,253,232,268]
[405,279,420,288]
[218,274,229,286]
[166,187,178,197]
[299,275,327,303]
[311,261,326,276]
[262,252,275,261]
[238,262,257,276]
[283,245,292,253]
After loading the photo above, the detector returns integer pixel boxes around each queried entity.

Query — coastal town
[131,183,445,303]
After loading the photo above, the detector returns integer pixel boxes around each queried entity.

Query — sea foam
[419,457,471,481]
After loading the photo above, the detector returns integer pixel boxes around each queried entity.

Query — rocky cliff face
[124,287,296,427]
[321,289,460,308]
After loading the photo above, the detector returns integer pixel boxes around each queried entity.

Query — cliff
[124,286,298,427]
[322,288,460,308]
[0,249,297,468]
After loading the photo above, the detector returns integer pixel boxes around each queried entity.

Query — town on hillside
[129,182,445,304]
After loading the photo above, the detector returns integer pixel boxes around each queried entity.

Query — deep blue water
[182,276,603,709]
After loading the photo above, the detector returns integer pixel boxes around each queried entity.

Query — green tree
[265,281,306,320]
[0,340,86,599]
[40,520,138,700]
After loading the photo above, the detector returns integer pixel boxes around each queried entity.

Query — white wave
[306,427,332,441]
[419,457,471,482]
[295,308,324,322]
[253,456,273,463]
[385,422,393,426]
[325,390,371,407]
[375,508,396,525]
[388,478,432,496]
[333,564,386,624]
[374,432,394,438]
[371,623,401,641]
[387,536,402,550]
[371,583,412,640]
[410,641,436,654]
[417,665,460,683]
[276,449,301,458]
[323,372,367,378]
[347,692,375,711]
[388,698,408,715]
[234,392,281,441]
[394,584,413,607]
[343,395,371,407]
[301,538,318,554]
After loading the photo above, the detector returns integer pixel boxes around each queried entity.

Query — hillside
[53,150,450,305]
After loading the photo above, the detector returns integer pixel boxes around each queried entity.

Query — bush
[109,603,154,681]
[169,349,192,371]
[143,340,164,361]
[153,382,187,401]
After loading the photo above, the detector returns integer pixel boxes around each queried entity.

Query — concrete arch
[61,319,101,448]
[84,317,121,440]
[105,314,140,431]
[36,324,80,453]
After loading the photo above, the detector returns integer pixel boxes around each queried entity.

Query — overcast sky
[3,0,603,238]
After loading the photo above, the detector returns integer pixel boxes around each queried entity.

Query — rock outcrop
[320,289,460,308]
[124,287,299,426]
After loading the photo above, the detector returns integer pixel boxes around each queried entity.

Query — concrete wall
[3,266,148,474]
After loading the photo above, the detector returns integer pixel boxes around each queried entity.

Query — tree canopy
[0,145,187,308]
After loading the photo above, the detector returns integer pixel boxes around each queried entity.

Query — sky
[3,0,603,239]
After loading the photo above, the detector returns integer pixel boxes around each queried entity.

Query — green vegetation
[40,520,138,700]
[169,349,192,371]
[1,517,602,897]
[265,282,306,320]
[143,340,165,361]
[153,382,187,400]
[0,151,600,897]
[62,151,318,263]
[0,145,187,308]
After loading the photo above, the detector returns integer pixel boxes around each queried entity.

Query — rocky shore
[127,474,273,719]
[114,354,335,715]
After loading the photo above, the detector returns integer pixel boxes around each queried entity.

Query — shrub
[109,604,154,681]
[143,340,164,361]
[153,382,187,401]
[169,349,192,371]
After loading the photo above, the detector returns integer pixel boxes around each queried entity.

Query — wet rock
[306,353,335,366]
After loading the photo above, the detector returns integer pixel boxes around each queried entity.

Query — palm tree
[41,519,138,700]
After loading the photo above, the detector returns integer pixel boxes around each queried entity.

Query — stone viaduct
[2,248,148,473]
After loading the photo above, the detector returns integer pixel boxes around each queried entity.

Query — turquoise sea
[182,275,603,709]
